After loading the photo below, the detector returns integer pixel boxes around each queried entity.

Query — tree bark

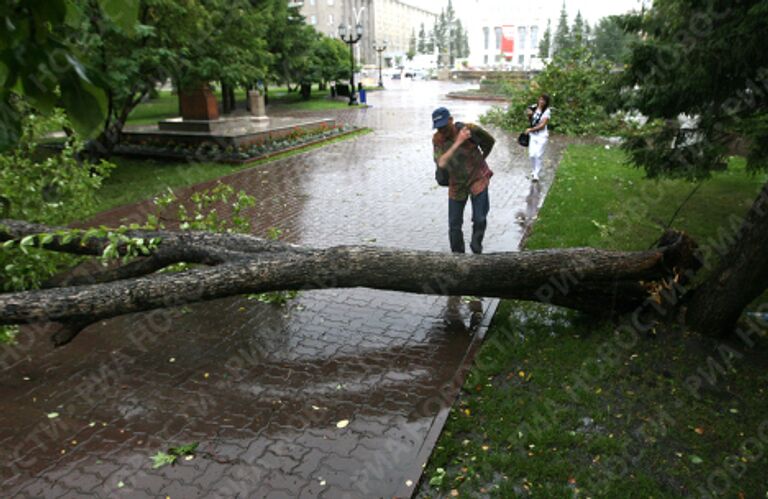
[685,180,768,336]
[221,82,237,114]
[300,83,312,101]
[87,88,148,161]
[0,219,698,334]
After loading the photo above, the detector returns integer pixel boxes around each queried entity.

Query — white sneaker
[532,172,539,182]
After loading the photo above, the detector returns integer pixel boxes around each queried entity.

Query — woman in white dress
[525,94,551,182]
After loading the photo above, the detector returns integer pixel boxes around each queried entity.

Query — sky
[402,0,646,24]
[540,0,646,24]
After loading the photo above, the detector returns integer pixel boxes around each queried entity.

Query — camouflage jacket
[432,123,494,201]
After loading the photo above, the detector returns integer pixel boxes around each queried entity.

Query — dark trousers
[448,188,490,254]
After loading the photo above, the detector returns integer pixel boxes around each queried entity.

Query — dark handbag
[435,166,449,186]
[518,105,543,147]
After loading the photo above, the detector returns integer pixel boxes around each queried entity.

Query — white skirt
[528,132,548,159]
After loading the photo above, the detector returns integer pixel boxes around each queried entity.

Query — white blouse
[531,108,551,136]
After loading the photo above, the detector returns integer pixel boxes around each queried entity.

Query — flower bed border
[112,126,364,165]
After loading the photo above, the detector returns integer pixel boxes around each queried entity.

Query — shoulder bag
[435,166,449,186]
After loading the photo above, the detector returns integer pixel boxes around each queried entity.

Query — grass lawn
[125,85,353,126]
[88,128,371,215]
[124,91,182,125]
[420,145,768,498]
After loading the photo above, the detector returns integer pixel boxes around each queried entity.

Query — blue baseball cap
[432,107,451,129]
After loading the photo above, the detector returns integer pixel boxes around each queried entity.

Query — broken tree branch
[0,220,698,337]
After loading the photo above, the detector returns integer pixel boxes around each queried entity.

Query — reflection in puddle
[515,181,542,231]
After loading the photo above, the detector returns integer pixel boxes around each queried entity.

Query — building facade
[456,0,548,70]
[293,0,438,67]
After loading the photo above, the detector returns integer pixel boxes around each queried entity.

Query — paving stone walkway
[0,80,566,498]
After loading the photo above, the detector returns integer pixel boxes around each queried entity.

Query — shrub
[481,47,623,136]
[0,107,113,293]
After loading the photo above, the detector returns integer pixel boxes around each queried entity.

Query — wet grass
[125,86,351,126]
[420,144,768,498]
[89,128,372,215]
[526,145,767,252]
[125,91,181,125]
[265,88,358,111]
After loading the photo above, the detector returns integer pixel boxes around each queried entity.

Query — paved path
[0,80,565,498]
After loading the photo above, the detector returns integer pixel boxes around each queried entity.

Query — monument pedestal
[158,116,256,133]
[179,85,219,121]
[248,90,268,121]
[121,81,337,157]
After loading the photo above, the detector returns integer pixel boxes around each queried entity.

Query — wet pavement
[0,80,566,498]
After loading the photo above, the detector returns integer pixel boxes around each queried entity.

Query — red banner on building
[501,25,515,59]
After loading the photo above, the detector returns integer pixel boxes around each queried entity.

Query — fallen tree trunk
[0,219,697,345]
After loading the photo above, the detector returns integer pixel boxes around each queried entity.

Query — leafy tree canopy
[0,0,137,149]
[618,0,768,179]
[482,46,621,135]
[293,33,348,98]
[0,109,113,292]
[591,15,638,65]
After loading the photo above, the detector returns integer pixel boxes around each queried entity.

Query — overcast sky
[539,0,646,24]
[406,0,646,24]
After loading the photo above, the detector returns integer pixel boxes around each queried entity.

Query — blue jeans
[448,188,490,254]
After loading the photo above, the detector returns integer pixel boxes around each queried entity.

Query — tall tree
[82,0,214,158]
[445,0,455,27]
[0,0,124,150]
[446,0,456,65]
[618,0,768,336]
[452,19,466,59]
[433,10,447,66]
[295,34,347,98]
[409,29,417,59]
[458,20,470,59]
[426,29,435,54]
[538,19,552,59]
[571,10,585,50]
[264,1,317,89]
[553,2,570,56]
[432,0,464,67]
[191,0,271,113]
[592,16,637,65]
[417,23,427,54]
[51,0,273,158]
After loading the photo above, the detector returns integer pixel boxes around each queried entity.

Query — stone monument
[248,89,268,121]
[178,84,219,121]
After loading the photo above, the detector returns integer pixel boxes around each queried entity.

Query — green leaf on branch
[0,107,22,152]
[429,467,446,487]
[169,442,199,456]
[151,451,176,469]
[151,442,199,469]
[98,0,140,34]
[20,73,58,114]
[59,71,107,138]
[0,61,9,88]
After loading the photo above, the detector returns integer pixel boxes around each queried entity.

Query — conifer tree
[553,2,570,56]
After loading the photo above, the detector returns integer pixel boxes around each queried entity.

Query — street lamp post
[338,23,363,105]
[373,41,387,88]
